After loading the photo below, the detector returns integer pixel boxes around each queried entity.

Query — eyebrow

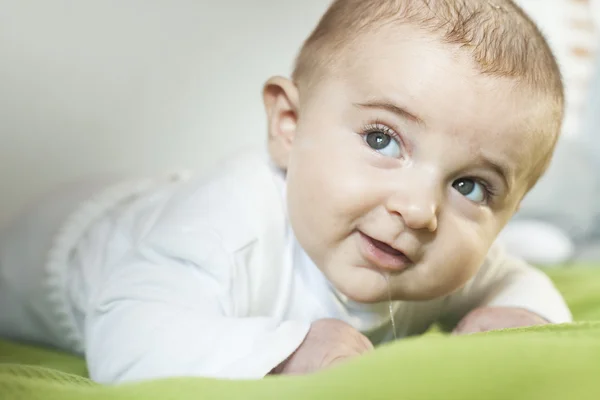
[353,100,425,125]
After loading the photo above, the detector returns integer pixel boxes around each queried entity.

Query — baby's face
[284,26,545,302]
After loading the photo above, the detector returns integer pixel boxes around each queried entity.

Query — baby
[0,0,572,384]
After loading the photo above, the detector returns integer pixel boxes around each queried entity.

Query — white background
[0,0,594,226]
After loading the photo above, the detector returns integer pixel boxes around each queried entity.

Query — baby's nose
[386,181,439,232]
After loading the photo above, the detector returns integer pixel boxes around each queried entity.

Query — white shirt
[36,148,571,384]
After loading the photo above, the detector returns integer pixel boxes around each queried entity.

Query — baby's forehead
[338,33,540,131]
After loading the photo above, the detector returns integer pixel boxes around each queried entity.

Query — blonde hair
[292,0,564,188]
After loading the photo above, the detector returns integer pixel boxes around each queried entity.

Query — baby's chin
[326,264,408,304]
[327,263,457,303]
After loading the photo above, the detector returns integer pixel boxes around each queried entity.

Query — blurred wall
[0,0,329,225]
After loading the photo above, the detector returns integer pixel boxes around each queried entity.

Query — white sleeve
[85,255,309,384]
[437,243,572,331]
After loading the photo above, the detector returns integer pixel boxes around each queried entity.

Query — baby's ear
[263,76,300,170]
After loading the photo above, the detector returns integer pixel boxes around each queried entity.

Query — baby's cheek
[449,229,492,286]
[434,255,478,296]
[422,225,490,297]
[318,162,380,222]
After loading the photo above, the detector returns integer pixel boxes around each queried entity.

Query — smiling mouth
[358,232,413,272]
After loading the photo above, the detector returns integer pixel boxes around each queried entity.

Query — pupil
[455,179,475,194]
[367,132,390,149]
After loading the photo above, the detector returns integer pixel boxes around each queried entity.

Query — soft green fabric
[1,265,600,400]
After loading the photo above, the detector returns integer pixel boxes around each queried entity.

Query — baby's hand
[271,318,373,375]
[453,306,549,335]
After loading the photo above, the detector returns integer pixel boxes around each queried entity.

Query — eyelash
[360,121,499,204]
[361,121,404,147]
[466,178,498,204]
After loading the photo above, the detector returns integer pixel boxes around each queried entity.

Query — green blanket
[2,266,600,400]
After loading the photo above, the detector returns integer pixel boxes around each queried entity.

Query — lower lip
[358,232,412,272]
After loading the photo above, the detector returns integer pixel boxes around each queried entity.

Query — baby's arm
[85,254,310,383]
[437,243,572,333]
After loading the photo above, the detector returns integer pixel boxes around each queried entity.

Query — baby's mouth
[358,232,413,272]
[370,237,405,257]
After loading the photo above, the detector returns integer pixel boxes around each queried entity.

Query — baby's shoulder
[144,148,287,255]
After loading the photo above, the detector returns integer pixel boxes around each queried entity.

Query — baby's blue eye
[453,178,486,203]
[365,132,401,158]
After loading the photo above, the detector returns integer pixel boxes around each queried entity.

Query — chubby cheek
[438,236,486,295]
[403,214,494,299]
[286,126,379,243]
